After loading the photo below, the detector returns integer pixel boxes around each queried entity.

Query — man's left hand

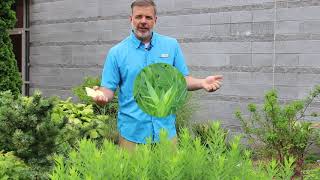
[201,75,223,92]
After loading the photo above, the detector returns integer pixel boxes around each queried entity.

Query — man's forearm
[185,76,204,91]
[99,87,115,101]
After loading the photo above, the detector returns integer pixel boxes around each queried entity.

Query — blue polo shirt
[101,31,189,144]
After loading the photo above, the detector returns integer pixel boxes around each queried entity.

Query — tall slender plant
[235,86,320,178]
[0,0,22,96]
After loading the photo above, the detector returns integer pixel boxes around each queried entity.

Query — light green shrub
[51,122,295,179]
[235,86,320,178]
[0,151,31,180]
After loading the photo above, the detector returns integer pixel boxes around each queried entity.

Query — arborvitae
[0,0,22,96]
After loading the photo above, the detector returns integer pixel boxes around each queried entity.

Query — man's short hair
[131,0,157,15]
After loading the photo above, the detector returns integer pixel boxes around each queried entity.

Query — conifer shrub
[0,91,65,178]
[0,0,22,96]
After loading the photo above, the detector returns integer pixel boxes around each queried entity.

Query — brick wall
[29,0,320,131]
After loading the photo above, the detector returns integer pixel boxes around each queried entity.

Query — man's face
[130,6,157,41]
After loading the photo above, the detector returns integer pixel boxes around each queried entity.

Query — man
[93,0,223,150]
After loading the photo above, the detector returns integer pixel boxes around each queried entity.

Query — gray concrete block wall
[29,0,320,131]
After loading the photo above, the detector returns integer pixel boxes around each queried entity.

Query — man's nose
[140,17,147,23]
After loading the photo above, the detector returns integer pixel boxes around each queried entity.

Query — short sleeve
[173,40,189,76]
[101,48,120,91]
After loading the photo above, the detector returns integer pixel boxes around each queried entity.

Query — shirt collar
[130,31,156,49]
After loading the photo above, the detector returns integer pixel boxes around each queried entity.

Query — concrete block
[229,54,252,66]
[276,21,301,34]
[252,72,274,85]
[191,0,213,8]
[276,54,299,66]
[300,20,320,34]
[158,14,210,27]
[252,9,275,22]
[155,0,175,12]
[30,46,73,65]
[277,6,320,21]
[173,0,193,9]
[221,84,273,97]
[252,42,274,53]
[253,22,274,35]
[96,20,113,31]
[275,85,316,99]
[231,23,252,36]
[274,73,320,86]
[276,40,320,54]
[210,12,231,24]
[211,24,231,36]
[191,100,246,125]
[71,45,103,66]
[211,0,273,8]
[157,25,211,39]
[299,54,320,66]
[186,42,251,54]
[98,0,130,17]
[252,54,274,66]
[30,66,62,76]
[230,11,252,23]
[222,72,253,85]
[31,67,101,87]
[184,54,228,66]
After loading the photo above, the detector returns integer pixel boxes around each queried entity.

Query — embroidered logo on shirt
[160,54,169,58]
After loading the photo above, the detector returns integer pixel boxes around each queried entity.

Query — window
[9,0,30,95]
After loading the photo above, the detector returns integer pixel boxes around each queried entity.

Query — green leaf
[133,63,187,117]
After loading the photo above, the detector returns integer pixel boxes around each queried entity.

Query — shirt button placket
[145,49,155,141]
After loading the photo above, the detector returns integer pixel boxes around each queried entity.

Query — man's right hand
[92,86,109,106]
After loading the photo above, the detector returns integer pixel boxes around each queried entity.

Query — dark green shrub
[0,91,65,178]
[0,0,22,96]
[235,86,320,178]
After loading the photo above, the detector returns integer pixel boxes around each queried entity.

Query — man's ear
[155,16,157,23]
[129,15,133,23]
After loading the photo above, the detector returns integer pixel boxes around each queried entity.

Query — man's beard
[131,23,153,41]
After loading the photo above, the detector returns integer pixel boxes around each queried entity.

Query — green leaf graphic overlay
[133,63,187,117]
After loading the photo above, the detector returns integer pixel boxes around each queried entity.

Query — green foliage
[72,76,118,119]
[0,91,64,173]
[0,91,67,179]
[0,151,31,180]
[133,63,187,117]
[191,121,228,148]
[52,98,117,151]
[235,86,320,177]
[72,76,118,143]
[0,0,22,96]
[304,167,320,180]
[51,122,295,179]
[175,92,197,134]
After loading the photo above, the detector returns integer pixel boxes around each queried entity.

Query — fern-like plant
[51,122,297,179]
